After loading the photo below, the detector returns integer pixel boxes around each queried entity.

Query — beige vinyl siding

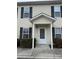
[17,4,62,39]
[33,16,52,24]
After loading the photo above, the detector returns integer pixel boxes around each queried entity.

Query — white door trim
[38,27,47,44]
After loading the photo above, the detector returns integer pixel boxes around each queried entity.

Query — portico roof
[30,13,56,23]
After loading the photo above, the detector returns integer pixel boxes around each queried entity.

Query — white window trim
[54,6,61,17]
[55,28,62,38]
[22,28,29,39]
[54,6,61,12]
[23,7,30,18]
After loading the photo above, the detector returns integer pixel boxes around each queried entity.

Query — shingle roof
[17,0,62,6]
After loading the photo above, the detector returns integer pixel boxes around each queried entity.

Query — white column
[50,24,53,50]
[32,24,34,49]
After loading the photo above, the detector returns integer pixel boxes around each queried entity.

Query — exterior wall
[53,18,62,28]
[46,26,51,44]
[32,5,51,17]
[33,16,52,24]
[17,4,62,39]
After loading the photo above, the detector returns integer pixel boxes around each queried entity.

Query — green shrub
[19,38,36,48]
[53,38,62,48]
[20,39,32,48]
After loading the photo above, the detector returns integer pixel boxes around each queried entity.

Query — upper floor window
[23,7,30,18]
[21,7,32,18]
[21,7,30,18]
[51,6,62,18]
[54,6,61,17]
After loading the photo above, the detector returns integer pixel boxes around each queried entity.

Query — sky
[17,0,50,2]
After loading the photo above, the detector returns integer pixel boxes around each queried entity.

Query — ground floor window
[22,28,29,39]
[20,27,32,39]
[54,28,62,38]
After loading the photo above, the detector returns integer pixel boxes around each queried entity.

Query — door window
[40,29,45,39]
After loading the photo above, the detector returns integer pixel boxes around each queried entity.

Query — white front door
[39,28,47,44]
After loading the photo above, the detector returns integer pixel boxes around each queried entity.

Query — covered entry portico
[30,13,55,50]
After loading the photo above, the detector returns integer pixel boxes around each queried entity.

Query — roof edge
[17,0,62,6]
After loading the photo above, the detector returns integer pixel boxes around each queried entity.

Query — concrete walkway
[17,47,62,59]
[17,45,61,59]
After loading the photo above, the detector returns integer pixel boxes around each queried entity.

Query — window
[22,28,29,39]
[40,29,45,39]
[55,28,62,38]
[23,7,30,18]
[54,6,61,17]
[21,7,32,18]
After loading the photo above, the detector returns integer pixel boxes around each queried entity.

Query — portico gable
[30,13,56,24]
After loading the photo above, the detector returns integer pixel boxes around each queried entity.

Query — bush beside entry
[53,38,62,48]
[20,39,32,48]
[17,38,36,48]
[49,38,62,48]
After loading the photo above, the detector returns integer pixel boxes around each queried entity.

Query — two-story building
[17,0,62,49]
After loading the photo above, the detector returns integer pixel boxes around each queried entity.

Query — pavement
[17,45,62,59]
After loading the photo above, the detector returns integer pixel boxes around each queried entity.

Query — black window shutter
[21,7,24,18]
[52,27,55,39]
[30,7,32,18]
[17,8,18,15]
[29,27,32,38]
[51,6,54,18]
[20,27,23,39]
[60,6,62,17]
